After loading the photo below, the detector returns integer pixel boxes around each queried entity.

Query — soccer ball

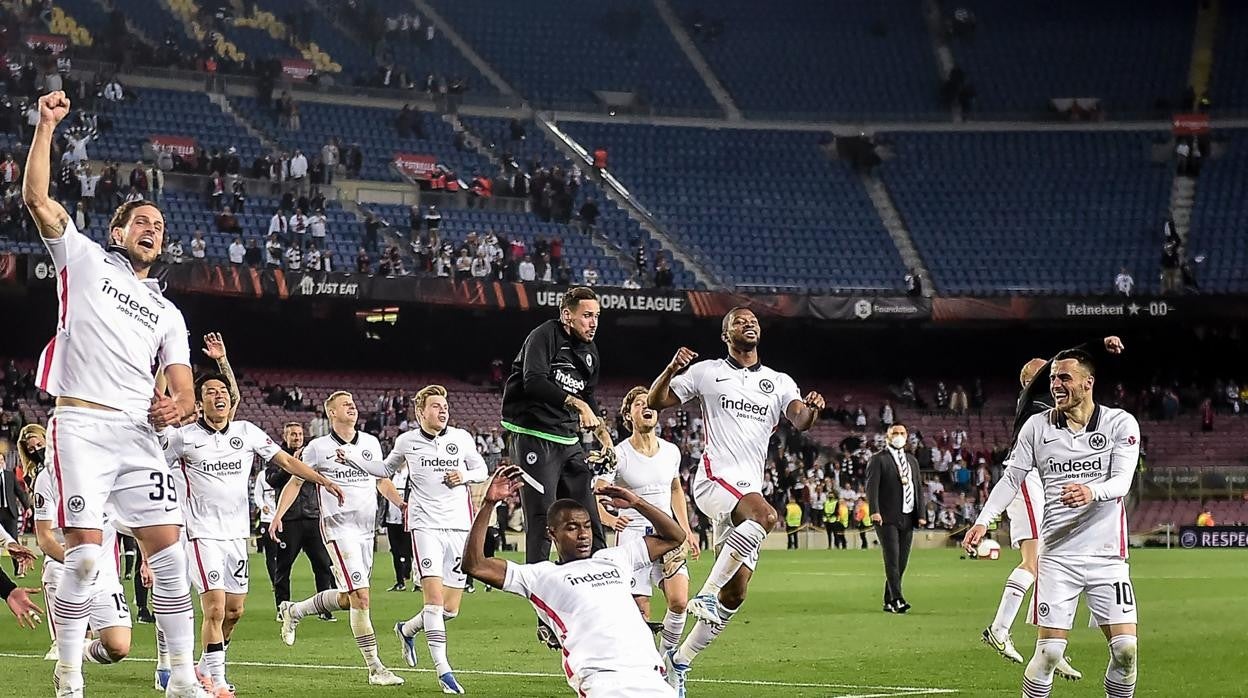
[975,539,1001,560]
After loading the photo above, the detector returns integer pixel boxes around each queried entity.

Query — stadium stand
[88,88,266,166]
[671,0,943,119]
[880,131,1171,295]
[109,0,200,54]
[945,0,1196,116]
[1188,132,1248,293]
[366,0,496,95]
[425,0,717,112]
[562,122,907,292]
[1209,2,1248,110]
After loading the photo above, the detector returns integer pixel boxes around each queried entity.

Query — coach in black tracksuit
[265,424,336,616]
[501,287,607,566]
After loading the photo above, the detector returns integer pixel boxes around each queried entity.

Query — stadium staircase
[859,173,931,295]
[207,93,283,157]
[919,0,957,121]
[650,0,741,121]
[1169,170,1196,248]
[1187,0,1220,103]
[406,0,517,97]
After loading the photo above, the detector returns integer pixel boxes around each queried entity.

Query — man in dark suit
[0,459,31,576]
[867,423,925,613]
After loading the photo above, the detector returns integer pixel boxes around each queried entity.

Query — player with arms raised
[338,384,487,694]
[647,307,823,695]
[162,361,344,697]
[25,90,206,698]
[965,350,1141,698]
[272,391,406,687]
[464,466,682,696]
[596,386,699,653]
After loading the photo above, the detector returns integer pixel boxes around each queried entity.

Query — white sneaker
[154,669,172,691]
[53,665,83,697]
[44,643,58,661]
[982,626,1024,663]
[663,648,689,698]
[1055,656,1083,681]
[278,601,300,647]
[164,679,214,698]
[686,593,725,628]
[395,621,418,667]
[368,667,405,686]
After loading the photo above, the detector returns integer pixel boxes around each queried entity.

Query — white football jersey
[380,426,487,531]
[37,220,191,417]
[162,420,281,540]
[33,469,122,583]
[503,537,662,691]
[253,472,277,524]
[303,430,384,540]
[670,357,801,481]
[978,405,1141,558]
[602,437,681,531]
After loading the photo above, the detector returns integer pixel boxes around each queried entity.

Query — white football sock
[699,520,765,596]
[53,544,101,683]
[991,567,1034,634]
[1105,635,1137,698]
[350,607,385,672]
[676,604,737,666]
[292,589,343,619]
[1023,638,1066,697]
[660,608,687,652]
[147,544,198,688]
[423,604,451,675]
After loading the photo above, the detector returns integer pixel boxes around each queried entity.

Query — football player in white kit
[596,386,699,653]
[340,384,487,694]
[271,391,406,686]
[33,458,133,669]
[464,465,684,697]
[965,350,1141,698]
[24,91,207,698]
[162,372,344,696]
[647,308,823,695]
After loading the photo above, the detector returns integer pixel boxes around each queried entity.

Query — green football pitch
[0,547,1241,697]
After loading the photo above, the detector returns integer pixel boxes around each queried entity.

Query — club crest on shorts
[446,443,459,455]
[351,571,362,582]
[525,452,538,465]
[1038,603,1050,617]
[422,558,432,569]
[1088,433,1107,450]
[67,495,85,513]
[230,436,244,450]
[208,570,221,583]
[759,379,775,394]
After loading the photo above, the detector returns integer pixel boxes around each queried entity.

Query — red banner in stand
[394,153,438,180]
[25,33,69,54]
[149,135,199,168]
[1172,113,1210,136]
[280,58,315,81]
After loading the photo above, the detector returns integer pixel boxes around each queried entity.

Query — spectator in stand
[216,206,241,233]
[232,179,247,212]
[228,236,246,266]
[269,208,289,241]
[555,259,572,285]
[654,255,673,288]
[306,243,322,272]
[581,262,599,286]
[289,149,308,191]
[516,254,535,282]
[289,207,308,249]
[1115,268,1134,297]
[622,273,641,289]
[308,208,327,247]
[579,198,599,234]
[593,146,608,170]
[364,212,381,251]
[470,249,491,279]
[1195,505,1215,527]
[190,230,206,262]
[266,233,284,268]
[165,237,184,265]
[453,248,472,280]
[949,385,969,415]
[344,144,363,179]
[356,247,371,274]
[434,248,452,277]
[129,161,149,196]
[289,101,301,131]
[0,154,19,189]
[1200,398,1214,432]
[321,139,339,185]
[904,268,922,297]
[423,205,441,232]
[880,401,894,428]
[935,382,949,411]
[244,239,262,267]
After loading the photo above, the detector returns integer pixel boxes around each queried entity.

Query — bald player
[979,337,1123,678]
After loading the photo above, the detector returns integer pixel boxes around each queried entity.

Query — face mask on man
[889,436,906,450]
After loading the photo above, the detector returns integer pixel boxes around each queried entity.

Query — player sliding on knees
[965,349,1141,698]
[594,387,699,654]
[336,385,487,694]
[160,341,345,697]
[647,307,823,696]
[271,391,407,687]
[981,336,1121,677]
[464,465,684,697]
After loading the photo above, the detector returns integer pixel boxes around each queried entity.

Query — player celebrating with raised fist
[272,391,406,687]
[965,350,1141,698]
[24,89,206,698]
[647,307,823,696]
[337,384,488,694]
[595,386,699,653]
[161,355,344,697]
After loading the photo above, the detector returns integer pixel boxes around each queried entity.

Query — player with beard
[162,370,343,697]
[595,386,699,654]
[647,307,824,696]
[464,466,683,697]
[272,391,406,686]
[25,90,205,698]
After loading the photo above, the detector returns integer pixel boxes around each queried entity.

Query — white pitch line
[0,652,957,695]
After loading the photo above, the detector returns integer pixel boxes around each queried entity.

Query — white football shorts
[616,527,688,597]
[411,528,468,589]
[188,538,250,594]
[326,535,375,592]
[1031,554,1138,631]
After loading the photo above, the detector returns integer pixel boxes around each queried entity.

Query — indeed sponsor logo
[102,278,161,327]
[554,369,586,394]
[719,394,769,416]
[326,467,371,482]
[565,568,621,586]
[1046,457,1103,473]
[419,457,459,469]
[200,459,245,474]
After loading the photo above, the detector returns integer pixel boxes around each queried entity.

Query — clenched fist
[38,91,71,127]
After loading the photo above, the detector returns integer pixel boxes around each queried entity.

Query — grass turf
[0,546,1241,697]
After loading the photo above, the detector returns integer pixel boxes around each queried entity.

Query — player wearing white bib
[465,465,683,697]
[33,465,133,669]
[163,371,343,697]
[24,90,207,698]
[596,386,699,654]
[647,308,823,696]
[344,385,486,694]
[965,350,1141,698]
[272,391,406,687]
